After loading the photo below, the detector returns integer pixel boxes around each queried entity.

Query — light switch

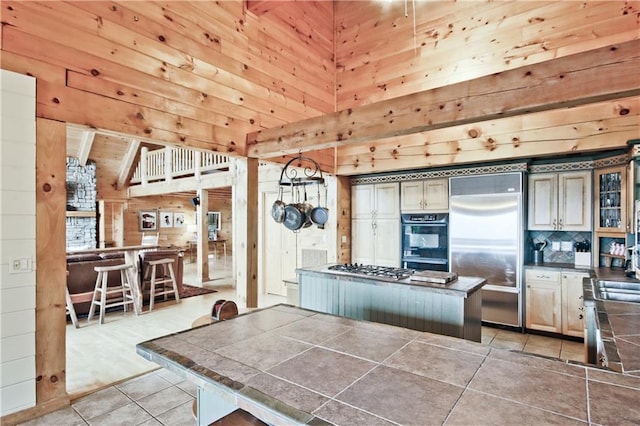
[9,257,32,274]
[552,241,561,251]
[561,241,573,251]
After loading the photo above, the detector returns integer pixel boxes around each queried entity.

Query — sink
[594,280,640,303]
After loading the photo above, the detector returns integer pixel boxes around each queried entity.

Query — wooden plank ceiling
[2,1,639,178]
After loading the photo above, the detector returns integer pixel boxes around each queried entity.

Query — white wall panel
[1,333,35,363]
[1,286,36,313]
[0,69,36,417]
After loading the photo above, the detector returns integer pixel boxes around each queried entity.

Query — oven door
[401,220,448,271]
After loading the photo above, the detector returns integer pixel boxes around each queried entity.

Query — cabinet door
[424,179,449,211]
[400,181,424,212]
[526,281,562,333]
[352,185,375,219]
[594,166,626,233]
[528,174,558,230]
[374,218,400,267]
[375,183,400,219]
[352,218,374,264]
[559,171,592,231]
[562,272,587,337]
[262,192,296,297]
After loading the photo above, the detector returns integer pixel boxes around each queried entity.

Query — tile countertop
[137,304,640,425]
[527,263,640,376]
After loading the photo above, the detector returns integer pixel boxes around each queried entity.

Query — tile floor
[24,327,587,425]
[22,326,586,426]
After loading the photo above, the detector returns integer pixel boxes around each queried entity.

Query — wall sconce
[191,196,200,207]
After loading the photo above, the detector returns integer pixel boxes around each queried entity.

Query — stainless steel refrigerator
[449,173,523,328]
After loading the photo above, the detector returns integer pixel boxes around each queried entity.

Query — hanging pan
[271,187,286,223]
[310,183,329,228]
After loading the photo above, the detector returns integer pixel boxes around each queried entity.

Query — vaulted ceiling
[3,1,638,178]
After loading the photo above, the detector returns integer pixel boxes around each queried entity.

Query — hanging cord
[405,0,417,55]
[412,0,417,54]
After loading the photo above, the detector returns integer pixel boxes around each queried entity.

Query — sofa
[66,249,184,316]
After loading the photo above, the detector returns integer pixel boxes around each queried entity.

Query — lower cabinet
[562,272,588,337]
[525,269,588,337]
[526,270,562,333]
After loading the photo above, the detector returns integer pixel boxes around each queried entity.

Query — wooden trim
[35,118,69,406]
[65,211,96,218]
[246,40,640,158]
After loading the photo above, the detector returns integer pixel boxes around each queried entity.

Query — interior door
[262,192,296,296]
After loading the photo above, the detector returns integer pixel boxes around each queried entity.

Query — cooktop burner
[327,263,414,280]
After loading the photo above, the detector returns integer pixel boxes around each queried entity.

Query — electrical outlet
[561,241,573,252]
[552,241,561,251]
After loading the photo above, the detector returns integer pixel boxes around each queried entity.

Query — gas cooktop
[327,263,414,281]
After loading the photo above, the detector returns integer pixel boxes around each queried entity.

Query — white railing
[131,147,230,185]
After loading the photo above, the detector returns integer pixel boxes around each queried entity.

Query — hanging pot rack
[278,155,325,187]
[274,155,328,231]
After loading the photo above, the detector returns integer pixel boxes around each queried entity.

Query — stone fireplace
[66,157,97,250]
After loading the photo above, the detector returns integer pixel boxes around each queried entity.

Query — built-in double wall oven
[401,213,449,271]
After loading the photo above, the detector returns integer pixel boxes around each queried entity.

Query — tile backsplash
[527,230,593,264]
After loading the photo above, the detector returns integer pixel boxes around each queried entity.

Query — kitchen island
[137,304,640,425]
[296,264,486,342]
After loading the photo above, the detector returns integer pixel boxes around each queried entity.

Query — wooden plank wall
[0,1,335,154]
[334,1,640,174]
[123,195,233,253]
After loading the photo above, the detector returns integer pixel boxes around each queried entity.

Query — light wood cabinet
[526,270,562,333]
[351,183,400,267]
[526,269,587,337]
[400,179,449,212]
[594,165,629,233]
[528,171,591,231]
[561,272,588,338]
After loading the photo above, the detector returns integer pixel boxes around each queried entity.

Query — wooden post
[336,176,351,264]
[141,147,148,186]
[232,158,259,308]
[35,118,69,408]
[197,188,209,283]
[164,146,172,182]
[194,151,201,182]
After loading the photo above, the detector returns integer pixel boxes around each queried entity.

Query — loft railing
[130,146,230,185]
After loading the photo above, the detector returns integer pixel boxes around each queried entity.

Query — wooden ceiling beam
[116,139,141,190]
[77,130,95,166]
[247,40,640,159]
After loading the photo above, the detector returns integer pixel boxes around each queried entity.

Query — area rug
[147,283,216,304]
[177,283,217,299]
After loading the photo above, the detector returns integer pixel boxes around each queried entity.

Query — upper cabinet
[351,183,400,267]
[400,179,449,212]
[528,171,592,231]
[594,165,629,233]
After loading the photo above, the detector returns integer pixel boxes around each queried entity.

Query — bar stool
[147,258,180,311]
[65,286,79,329]
[87,263,136,325]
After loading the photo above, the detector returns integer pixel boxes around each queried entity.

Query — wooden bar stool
[147,258,180,311]
[87,263,136,324]
[65,286,79,329]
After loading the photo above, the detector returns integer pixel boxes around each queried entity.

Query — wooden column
[233,158,259,308]
[197,188,209,283]
[35,118,69,408]
[336,176,351,264]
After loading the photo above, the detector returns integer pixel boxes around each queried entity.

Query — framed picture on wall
[139,210,158,231]
[160,211,173,228]
[174,212,185,227]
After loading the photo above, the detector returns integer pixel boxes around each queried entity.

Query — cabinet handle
[579,314,584,320]
[558,218,563,230]
[553,219,557,230]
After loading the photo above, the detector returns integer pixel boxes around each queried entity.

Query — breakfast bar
[136,304,640,425]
